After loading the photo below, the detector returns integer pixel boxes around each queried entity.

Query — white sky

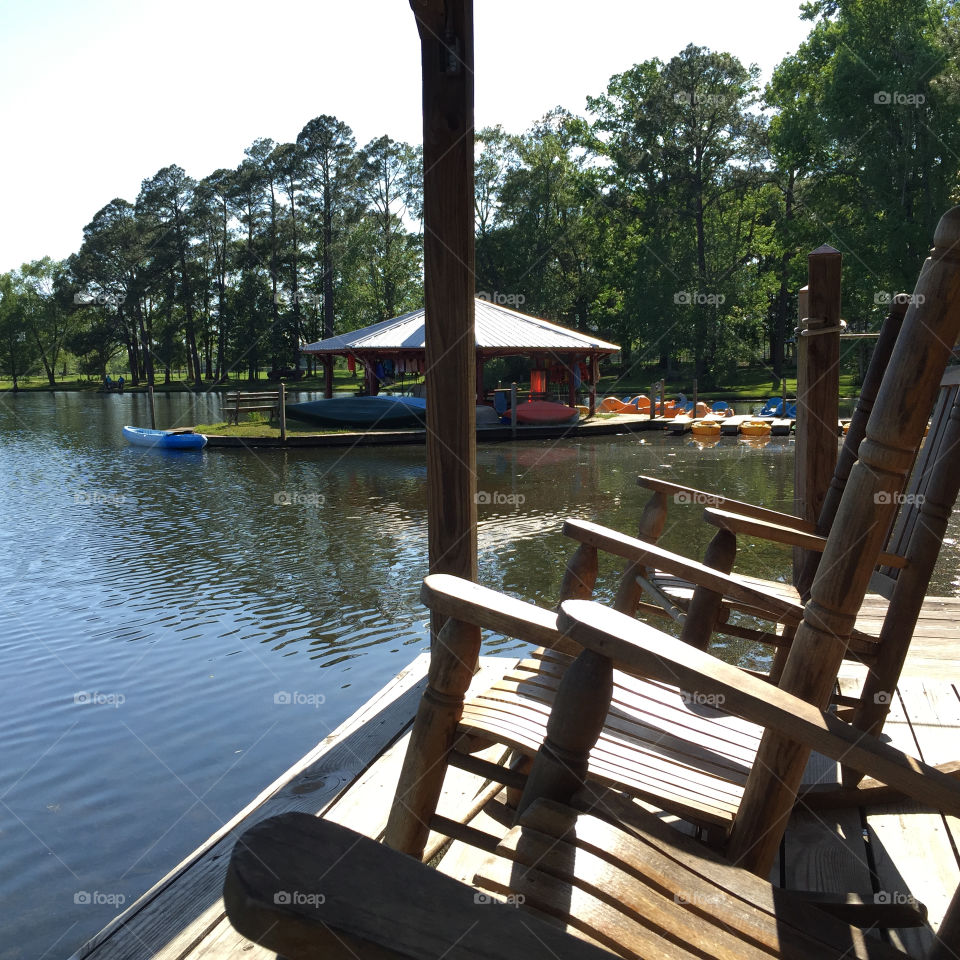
[0,0,813,274]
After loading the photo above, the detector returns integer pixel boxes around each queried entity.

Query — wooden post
[796,297,907,599]
[793,247,841,583]
[727,208,960,876]
[567,358,577,409]
[279,383,287,442]
[148,385,156,429]
[692,377,698,412]
[510,382,517,438]
[234,388,241,426]
[413,0,478,631]
[384,617,481,857]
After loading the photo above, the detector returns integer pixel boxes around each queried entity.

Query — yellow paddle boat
[739,418,772,437]
[690,419,722,438]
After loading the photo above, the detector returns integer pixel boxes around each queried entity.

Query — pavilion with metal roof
[302,297,621,411]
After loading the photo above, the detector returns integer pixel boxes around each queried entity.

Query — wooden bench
[224,387,287,439]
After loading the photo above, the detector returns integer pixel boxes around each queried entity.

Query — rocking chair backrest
[872,363,960,599]
[727,205,960,875]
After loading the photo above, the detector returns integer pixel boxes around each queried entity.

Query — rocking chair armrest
[224,813,607,960]
[703,508,908,570]
[563,518,804,623]
[558,599,960,818]
[421,574,561,647]
[637,475,815,532]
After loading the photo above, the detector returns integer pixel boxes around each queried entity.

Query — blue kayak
[285,396,427,429]
[123,426,207,449]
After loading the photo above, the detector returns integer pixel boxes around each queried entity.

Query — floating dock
[198,413,857,448]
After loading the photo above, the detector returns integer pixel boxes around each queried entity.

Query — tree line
[2,0,958,390]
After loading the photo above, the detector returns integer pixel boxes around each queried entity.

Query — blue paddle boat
[123,426,208,450]
[758,397,797,418]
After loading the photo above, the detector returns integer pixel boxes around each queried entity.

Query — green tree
[13,258,77,386]
[355,136,423,320]
[0,273,38,389]
[137,165,203,388]
[589,46,768,378]
[298,115,359,344]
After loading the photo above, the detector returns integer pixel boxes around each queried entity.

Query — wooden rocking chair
[379,207,960,871]
[223,596,960,960]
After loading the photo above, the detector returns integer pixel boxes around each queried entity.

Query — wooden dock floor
[76,654,960,959]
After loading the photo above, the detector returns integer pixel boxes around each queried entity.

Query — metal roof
[301,298,620,355]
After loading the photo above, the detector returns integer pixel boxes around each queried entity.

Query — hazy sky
[0,0,813,273]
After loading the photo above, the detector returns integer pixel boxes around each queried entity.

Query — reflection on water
[0,391,955,958]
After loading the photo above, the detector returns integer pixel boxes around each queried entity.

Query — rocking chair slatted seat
[224,596,960,960]
[376,207,960,861]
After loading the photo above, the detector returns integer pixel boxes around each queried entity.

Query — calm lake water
[1,391,957,959]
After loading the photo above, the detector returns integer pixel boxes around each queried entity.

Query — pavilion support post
[412,0,478,649]
[793,249,841,587]
[568,358,577,408]
[727,208,960,877]
[323,357,333,399]
[364,362,377,397]
[589,356,597,416]
[476,355,485,404]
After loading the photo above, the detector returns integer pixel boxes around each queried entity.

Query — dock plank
[782,746,873,898]
[843,677,960,956]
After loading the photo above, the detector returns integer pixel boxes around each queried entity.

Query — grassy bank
[595,369,862,400]
[1,365,863,400]
[193,418,361,438]
[0,370,381,394]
